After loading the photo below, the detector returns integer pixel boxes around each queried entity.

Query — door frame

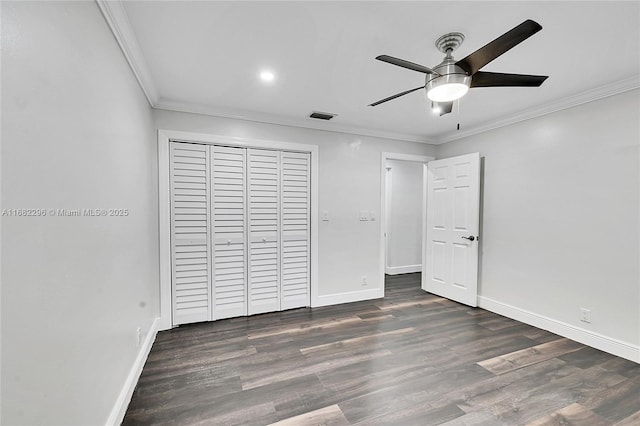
[379,152,434,295]
[158,129,319,331]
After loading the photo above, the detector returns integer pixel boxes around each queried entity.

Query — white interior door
[423,152,480,307]
[247,149,281,315]
[170,142,212,325]
[280,151,310,310]
[211,145,247,320]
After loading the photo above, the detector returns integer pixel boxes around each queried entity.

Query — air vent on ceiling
[309,111,337,121]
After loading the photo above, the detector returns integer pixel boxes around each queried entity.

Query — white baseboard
[312,287,383,308]
[385,264,422,275]
[478,296,640,363]
[106,317,160,425]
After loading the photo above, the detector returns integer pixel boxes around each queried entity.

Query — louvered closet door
[280,152,311,309]
[210,146,248,319]
[170,142,212,325]
[247,149,281,315]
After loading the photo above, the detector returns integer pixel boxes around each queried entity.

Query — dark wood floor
[124,273,640,425]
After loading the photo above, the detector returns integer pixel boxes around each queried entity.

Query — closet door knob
[461,236,476,241]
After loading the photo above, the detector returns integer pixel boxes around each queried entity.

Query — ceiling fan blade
[369,86,425,107]
[376,55,438,75]
[471,71,548,87]
[456,19,543,75]
[439,101,453,116]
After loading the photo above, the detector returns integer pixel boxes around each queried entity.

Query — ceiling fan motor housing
[426,58,471,102]
[426,32,471,102]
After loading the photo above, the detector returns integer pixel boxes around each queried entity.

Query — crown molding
[96,0,434,144]
[96,0,159,105]
[97,0,638,146]
[153,99,437,144]
[436,75,640,144]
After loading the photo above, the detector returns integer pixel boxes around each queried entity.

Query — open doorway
[380,153,434,296]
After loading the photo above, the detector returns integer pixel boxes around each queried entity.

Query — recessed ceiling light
[259,70,275,83]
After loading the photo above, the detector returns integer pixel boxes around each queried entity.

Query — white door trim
[158,129,319,330]
[380,152,434,295]
[384,165,392,274]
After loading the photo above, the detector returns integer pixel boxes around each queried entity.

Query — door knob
[461,236,476,241]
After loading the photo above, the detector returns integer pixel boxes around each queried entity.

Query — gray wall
[435,89,640,347]
[386,159,424,272]
[153,109,436,299]
[1,2,159,424]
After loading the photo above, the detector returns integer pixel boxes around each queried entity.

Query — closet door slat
[211,146,248,319]
[170,142,212,325]
[248,149,281,315]
[281,152,311,309]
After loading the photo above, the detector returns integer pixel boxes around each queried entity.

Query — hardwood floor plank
[336,364,492,424]
[353,400,466,425]
[558,346,617,369]
[477,338,585,375]
[582,376,640,422]
[522,328,564,344]
[299,327,415,355]
[127,366,242,411]
[248,316,365,340]
[613,410,640,425]
[526,403,612,426]
[268,404,349,426]
[141,346,257,380]
[316,354,439,396]
[439,410,506,425]
[446,358,569,413]
[477,316,521,331]
[189,402,277,426]
[484,364,628,424]
[242,349,393,390]
[376,297,446,311]
[123,273,640,425]
[598,357,640,378]
[130,374,330,426]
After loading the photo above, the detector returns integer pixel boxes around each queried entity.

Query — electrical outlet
[580,308,591,323]
[361,275,368,286]
[136,327,142,347]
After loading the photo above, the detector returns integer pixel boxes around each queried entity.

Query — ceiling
[102,1,640,144]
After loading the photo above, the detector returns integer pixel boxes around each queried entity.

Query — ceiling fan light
[426,74,471,102]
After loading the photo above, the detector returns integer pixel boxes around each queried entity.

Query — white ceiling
[104,1,640,144]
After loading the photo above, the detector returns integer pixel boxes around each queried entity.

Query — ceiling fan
[369,19,548,116]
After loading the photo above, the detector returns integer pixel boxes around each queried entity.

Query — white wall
[385,159,423,274]
[153,110,435,302]
[436,90,640,354]
[1,2,159,424]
